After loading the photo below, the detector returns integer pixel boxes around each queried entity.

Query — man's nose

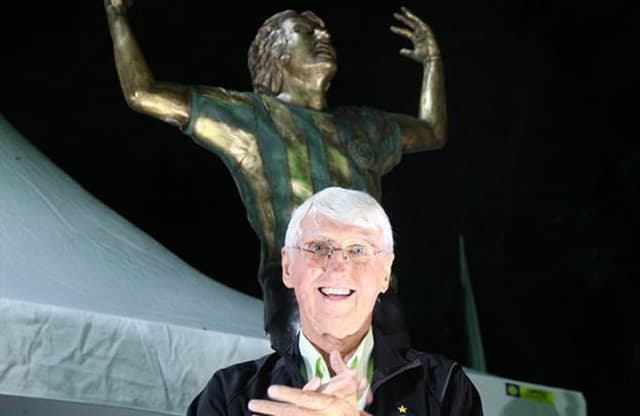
[323,249,348,271]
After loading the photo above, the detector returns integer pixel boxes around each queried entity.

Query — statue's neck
[277,70,333,111]
[277,90,327,110]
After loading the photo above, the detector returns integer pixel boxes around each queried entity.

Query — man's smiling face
[282,212,393,341]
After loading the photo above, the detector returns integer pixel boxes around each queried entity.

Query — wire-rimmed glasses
[289,240,388,269]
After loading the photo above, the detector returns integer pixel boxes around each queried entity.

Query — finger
[401,6,419,22]
[400,7,430,32]
[364,386,374,404]
[303,376,321,391]
[399,48,417,60]
[248,398,303,416]
[393,12,417,30]
[267,385,338,410]
[358,374,371,394]
[319,374,359,397]
[329,350,349,374]
[390,26,414,41]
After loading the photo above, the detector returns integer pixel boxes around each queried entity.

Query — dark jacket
[187,330,482,415]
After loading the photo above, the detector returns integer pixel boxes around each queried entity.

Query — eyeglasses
[289,241,388,269]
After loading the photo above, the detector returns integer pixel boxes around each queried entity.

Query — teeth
[320,287,352,296]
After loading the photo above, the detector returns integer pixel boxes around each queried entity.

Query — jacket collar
[276,335,306,387]
[370,327,422,392]
[276,328,420,390]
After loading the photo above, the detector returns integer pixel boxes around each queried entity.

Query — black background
[4,1,637,414]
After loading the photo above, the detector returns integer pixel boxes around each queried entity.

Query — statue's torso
[185,87,402,265]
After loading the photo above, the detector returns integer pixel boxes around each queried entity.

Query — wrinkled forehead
[298,212,382,245]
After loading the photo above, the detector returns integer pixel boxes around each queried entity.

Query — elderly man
[104,1,447,351]
[187,187,482,415]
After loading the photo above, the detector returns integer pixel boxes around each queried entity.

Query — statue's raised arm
[390,7,447,153]
[104,0,190,127]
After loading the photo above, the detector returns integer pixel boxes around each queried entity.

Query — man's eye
[307,242,329,254]
[348,245,368,257]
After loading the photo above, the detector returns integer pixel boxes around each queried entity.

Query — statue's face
[279,16,337,83]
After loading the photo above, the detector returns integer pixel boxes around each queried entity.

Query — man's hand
[390,6,440,63]
[248,351,372,415]
[248,385,370,416]
[303,351,371,403]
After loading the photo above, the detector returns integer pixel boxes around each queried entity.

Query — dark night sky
[4,1,637,414]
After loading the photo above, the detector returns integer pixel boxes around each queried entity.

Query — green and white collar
[298,328,374,409]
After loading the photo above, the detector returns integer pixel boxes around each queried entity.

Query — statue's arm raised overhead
[104,0,190,128]
[390,7,447,153]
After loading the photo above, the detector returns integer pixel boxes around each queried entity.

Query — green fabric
[309,355,373,381]
[298,329,375,386]
[185,86,402,270]
[315,357,325,379]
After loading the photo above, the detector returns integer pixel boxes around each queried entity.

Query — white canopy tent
[0,116,586,415]
[0,116,272,415]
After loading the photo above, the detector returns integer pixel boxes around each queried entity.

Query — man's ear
[380,275,390,294]
[281,247,294,289]
[379,253,394,294]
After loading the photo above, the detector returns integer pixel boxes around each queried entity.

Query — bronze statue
[105,0,447,351]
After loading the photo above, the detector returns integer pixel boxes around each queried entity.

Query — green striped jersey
[184,86,402,270]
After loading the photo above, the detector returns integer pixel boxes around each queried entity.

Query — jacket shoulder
[188,352,281,415]
[214,353,280,399]
[406,350,460,401]
[406,350,483,415]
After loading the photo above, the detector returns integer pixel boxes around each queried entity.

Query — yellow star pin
[397,405,408,414]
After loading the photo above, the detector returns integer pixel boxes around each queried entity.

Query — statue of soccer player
[105,1,447,351]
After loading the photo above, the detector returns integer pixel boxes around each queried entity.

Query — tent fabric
[0,298,269,415]
[0,115,271,414]
[0,116,266,336]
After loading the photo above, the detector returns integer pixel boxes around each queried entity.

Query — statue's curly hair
[248,10,326,96]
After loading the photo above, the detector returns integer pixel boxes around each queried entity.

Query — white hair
[284,187,394,251]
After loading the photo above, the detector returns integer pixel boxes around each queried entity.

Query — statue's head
[248,10,336,96]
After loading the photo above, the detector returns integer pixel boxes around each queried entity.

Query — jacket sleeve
[186,371,229,416]
[440,366,483,416]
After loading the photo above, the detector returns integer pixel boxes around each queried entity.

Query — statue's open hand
[390,7,440,63]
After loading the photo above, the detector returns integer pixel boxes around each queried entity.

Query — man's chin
[320,322,364,340]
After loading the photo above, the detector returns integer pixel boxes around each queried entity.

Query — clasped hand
[248,351,372,416]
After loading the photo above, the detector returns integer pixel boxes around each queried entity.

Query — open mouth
[318,287,355,299]
[315,43,336,59]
